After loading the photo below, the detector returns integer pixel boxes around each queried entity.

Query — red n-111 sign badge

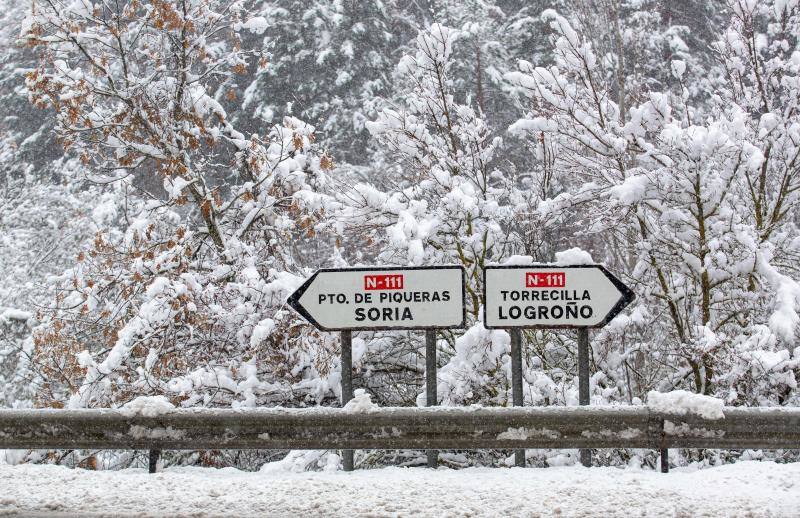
[526,271,565,288]
[364,274,404,290]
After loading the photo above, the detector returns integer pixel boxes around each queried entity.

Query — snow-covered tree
[22,0,337,410]
[333,24,558,410]
[508,2,800,403]
[237,0,407,168]
[356,25,519,310]
[0,163,111,408]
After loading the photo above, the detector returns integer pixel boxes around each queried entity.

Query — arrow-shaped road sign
[288,266,466,331]
[483,264,634,329]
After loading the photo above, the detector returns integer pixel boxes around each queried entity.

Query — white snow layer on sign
[554,247,594,265]
[0,461,798,516]
[647,390,725,419]
[498,248,594,266]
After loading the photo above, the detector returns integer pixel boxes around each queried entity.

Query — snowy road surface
[1,460,798,517]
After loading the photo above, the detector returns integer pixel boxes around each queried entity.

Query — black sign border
[482,264,635,330]
[288,265,468,332]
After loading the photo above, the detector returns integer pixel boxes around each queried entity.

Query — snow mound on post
[343,389,378,412]
[120,396,175,417]
[647,390,724,420]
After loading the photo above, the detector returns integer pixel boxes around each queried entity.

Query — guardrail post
[148,449,160,474]
[509,328,525,467]
[658,417,669,473]
[425,329,438,468]
[341,330,354,471]
[577,327,591,467]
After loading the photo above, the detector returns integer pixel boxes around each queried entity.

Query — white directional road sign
[288,266,466,331]
[483,265,634,329]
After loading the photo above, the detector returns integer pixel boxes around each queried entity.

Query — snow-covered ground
[1,461,798,517]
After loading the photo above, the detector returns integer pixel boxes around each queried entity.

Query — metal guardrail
[1,406,798,451]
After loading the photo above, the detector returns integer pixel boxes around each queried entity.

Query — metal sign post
[425,329,438,468]
[341,330,354,471]
[148,449,160,474]
[577,327,591,467]
[509,328,524,467]
[289,266,467,471]
[484,264,634,468]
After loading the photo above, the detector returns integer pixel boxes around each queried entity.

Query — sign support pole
[425,329,438,468]
[341,330,354,472]
[509,328,525,467]
[148,449,160,474]
[660,449,669,473]
[577,327,591,467]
